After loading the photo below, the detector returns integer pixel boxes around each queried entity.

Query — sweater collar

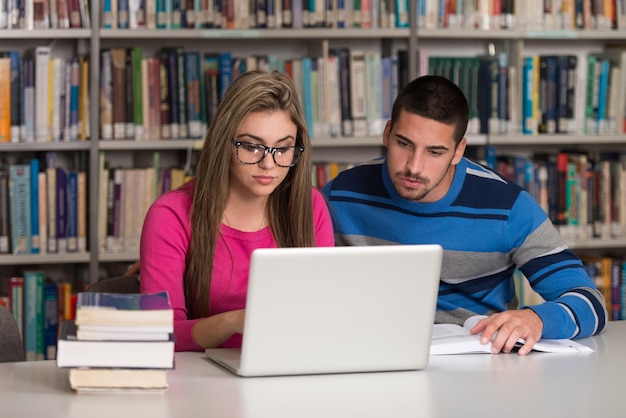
[381,157,468,213]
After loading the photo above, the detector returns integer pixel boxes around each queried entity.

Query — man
[321,75,607,355]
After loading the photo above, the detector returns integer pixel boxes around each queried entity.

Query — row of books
[97,152,191,254]
[101,0,410,30]
[418,0,626,31]
[581,255,626,321]
[492,151,626,242]
[99,46,393,142]
[0,47,90,143]
[312,161,356,190]
[425,50,626,137]
[0,153,88,255]
[56,291,174,394]
[0,271,75,361]
[0,0,91,29]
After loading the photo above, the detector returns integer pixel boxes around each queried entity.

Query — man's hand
[469,309,544,356]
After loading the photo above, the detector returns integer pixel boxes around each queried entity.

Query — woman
[139,70,335,351]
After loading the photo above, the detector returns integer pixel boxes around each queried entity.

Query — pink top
[139,181,335,351]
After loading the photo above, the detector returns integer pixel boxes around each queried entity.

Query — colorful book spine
[29,158,40,254]
[24,270,45,361]
[56,167,68,253]
[43,281,58,360]
[9,164,32,254]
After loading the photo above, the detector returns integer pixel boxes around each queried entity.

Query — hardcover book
[75,291,173,327]
[68,368,168,391]
[56,320,175,369]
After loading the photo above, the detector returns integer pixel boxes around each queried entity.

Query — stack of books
[56,291,175,394]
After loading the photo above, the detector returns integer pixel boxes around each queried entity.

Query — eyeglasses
[232,140,304,168]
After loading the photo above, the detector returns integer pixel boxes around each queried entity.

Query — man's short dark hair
[391,75,469,145]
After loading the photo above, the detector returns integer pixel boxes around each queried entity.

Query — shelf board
[98,139,201,151]
[99,252,139,262]
[99,28,410,40]
[0,253,91,265]
[567,239,626,251]
[0,141,91,151]
[486,134,626,146]
[416,28,626,41]
[0,29,91,39]
[98,137,385,150]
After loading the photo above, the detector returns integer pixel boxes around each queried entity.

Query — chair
[86,274,141,294]
[0,305,25,363]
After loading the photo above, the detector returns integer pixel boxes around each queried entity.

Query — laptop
[205,244,443,377]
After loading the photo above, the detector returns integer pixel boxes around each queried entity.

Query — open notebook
[205,244,443,377]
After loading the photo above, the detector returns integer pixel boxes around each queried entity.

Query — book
[68,368,169,390]
[74,291,173,327]
[56,320,175,369]
[430,316,594,355]
[77,324,172,341]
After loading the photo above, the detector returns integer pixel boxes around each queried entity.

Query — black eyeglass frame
[231,139,305,168]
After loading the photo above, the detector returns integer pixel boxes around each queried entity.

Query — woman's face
[229,110,299,201]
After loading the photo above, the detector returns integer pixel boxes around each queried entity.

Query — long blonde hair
[185,70,315,319]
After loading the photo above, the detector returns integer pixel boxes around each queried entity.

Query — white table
[1,321,625,418]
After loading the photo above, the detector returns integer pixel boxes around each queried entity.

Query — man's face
[383,110,466,203]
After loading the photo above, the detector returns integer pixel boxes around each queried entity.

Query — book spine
[0,57,9,143]
[66,171,78,252]
[77,56,90,140]
[38,171,47,254]
[9,276,24,338]
[158,53,171,139]
[24,270,45,361]
[167,49,180,138]
[77,170,86,252]
[111,48,127,140]
[9,164,32,254]
[0,169,10,253]
[176,48,189,137]
[35,46,51,142]
[29,158,40,253]
[100,50,114,140]
[56,167,67,253]
[43,281,58,359]
[8,51,21,142]
[125,49,135,139]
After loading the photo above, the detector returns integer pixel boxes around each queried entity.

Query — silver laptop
[205,244,443,377]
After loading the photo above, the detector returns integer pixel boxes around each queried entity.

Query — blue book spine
[103,0,114,28]
[336,0,345,27]
[118,0,130,28]
[43,281,58,360]
[596,59,610,133]
[29,158,39,254]
[522,56,534,135]
[24,271,45,361]
[302,56,314,138]
[381,55,392,120]
[9,164,31,254]
[395,0,408,28]
[218,51,232,101]
[66,171,78,253]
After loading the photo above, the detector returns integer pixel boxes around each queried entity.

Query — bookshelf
[1,1,626,291]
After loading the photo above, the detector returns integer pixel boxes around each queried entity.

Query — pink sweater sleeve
[139,184,203,352]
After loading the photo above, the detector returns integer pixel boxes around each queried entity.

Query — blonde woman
[140,70,334,351]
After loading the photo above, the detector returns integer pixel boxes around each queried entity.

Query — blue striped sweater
[322,157,607,339]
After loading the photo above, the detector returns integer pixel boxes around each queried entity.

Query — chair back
[0,305,25,362]
[86,274,141,294]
